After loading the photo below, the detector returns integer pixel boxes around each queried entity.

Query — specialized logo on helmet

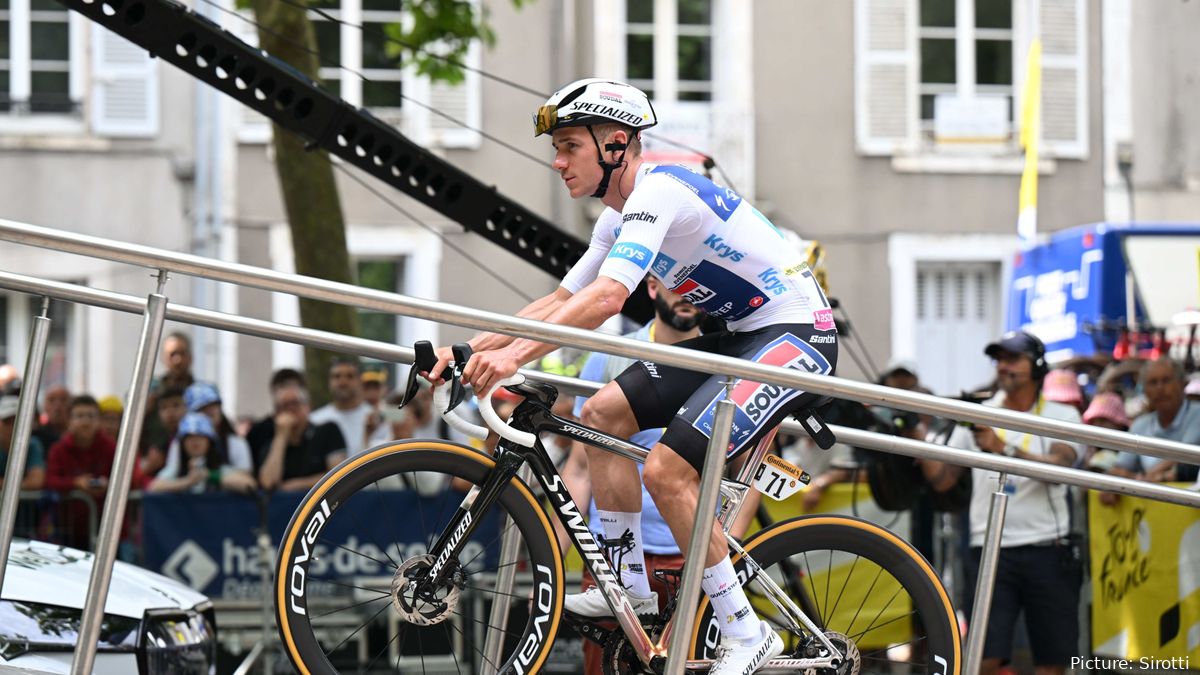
[566,101,647,126]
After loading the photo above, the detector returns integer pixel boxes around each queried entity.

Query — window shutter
[90,25,159,137]
[1037,0,1088,159]
[854,0,917,156]
[428,39,481,149]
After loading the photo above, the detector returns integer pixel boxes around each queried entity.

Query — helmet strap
[586,126,627,199]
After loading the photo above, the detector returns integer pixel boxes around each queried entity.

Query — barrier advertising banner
[1089,489,1200,663]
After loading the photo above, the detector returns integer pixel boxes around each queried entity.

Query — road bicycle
[275,342,961,674]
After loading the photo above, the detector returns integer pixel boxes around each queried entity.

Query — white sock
[701,558,759,642]
[597,510,652,598]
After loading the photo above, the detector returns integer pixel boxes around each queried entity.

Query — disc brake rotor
[391,553,464,626]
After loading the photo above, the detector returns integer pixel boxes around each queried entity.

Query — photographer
[951,331,1082,675]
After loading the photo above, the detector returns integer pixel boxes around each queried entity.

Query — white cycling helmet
[534,78,657,198]
[533,78,657,137]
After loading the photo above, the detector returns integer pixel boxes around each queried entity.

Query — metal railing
[1,218,1198,674]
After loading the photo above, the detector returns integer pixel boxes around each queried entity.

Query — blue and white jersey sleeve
[560,208,621,294]
[594,180,699,294]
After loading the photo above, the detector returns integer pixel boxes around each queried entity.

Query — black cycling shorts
[614,323,837,474]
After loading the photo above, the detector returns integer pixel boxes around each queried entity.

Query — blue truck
[1006,223,1200,362]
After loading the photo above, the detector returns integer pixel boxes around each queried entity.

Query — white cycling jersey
[561,163,833,332]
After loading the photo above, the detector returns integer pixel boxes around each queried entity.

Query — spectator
[1042,369,1084,412]
[309,358,390,458]
[33,385,70,449]
[149,413,256,493]
[1081,392,1131,474]
[1110,357,1200,484]
[381,387,435,441]
[46,395,147,549]
[0,395,46,490]
[246,368,307,454]
[255,383,346,492]
[151,332,197,394]
[97,395,123,443]
[166,383,253,472]
[0,364,19,394]
[361,370,387,409]
[949,330,1082,675]
[140,387,187,477]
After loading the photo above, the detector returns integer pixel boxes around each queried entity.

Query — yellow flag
[1018,39,1042,246]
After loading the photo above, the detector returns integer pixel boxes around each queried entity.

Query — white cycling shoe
[709,620,784,675]
[563,587,658,618]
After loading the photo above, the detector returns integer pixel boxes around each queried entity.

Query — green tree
[248,0,520,404]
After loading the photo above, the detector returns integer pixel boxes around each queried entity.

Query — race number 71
[752,454,811,501]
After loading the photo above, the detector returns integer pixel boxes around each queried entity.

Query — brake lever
[447,343,474,412]
[399,341,451,408]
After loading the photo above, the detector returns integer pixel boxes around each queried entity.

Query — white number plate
[752,454,811,501]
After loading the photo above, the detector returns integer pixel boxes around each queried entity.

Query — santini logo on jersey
[622,211,658,225]
[566,101,645,126]
[703,234,745,262]
[607,242,653,270]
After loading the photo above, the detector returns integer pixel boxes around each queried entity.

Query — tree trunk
[251,0,358,406]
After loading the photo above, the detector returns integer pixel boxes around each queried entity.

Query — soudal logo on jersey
[566,101,645,126]
[690,335,831,449]
[607,242,653,269]
[622,210,658,225]
[703,234,745,262]
[674,278,716,305]
[652,252,677,277]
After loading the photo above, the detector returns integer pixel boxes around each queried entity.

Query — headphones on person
[987,330,1048,381]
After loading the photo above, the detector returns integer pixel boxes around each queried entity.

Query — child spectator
[140,387,187,477]
[149,413,256,493]
[157,383,253,477]
[97,395,123,443]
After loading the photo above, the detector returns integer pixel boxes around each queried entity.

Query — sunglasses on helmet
[534,104,558,136]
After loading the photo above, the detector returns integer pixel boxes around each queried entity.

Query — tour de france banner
[1089,488,1200,662]
[142,490,501,600]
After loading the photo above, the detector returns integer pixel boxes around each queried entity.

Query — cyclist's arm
[466,286,575,353]
[498,276,631,366]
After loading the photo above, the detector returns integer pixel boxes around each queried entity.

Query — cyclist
[426,77,837,674]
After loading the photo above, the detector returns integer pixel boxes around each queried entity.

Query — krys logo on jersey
[607,242,654,270]
[690,335,831,449]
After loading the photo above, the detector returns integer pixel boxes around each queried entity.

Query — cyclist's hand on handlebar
[421,345,455,385]
[462,348,521,397]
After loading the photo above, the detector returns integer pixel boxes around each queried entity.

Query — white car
[0,539,216,674]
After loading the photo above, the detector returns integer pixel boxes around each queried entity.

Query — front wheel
[275,440,565,674]
[691,515,961,675]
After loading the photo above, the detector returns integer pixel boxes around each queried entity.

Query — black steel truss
[61,0,653,320]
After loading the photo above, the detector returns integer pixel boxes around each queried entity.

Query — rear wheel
[691,515,961,675]
[275,441,565,674]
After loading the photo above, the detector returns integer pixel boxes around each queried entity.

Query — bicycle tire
[275,440,565,674]
[690,515,961,675]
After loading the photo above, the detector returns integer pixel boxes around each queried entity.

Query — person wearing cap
[157,383,254,481]
[427,78,838,674]
[1080,392,1132,475]
[0,394,46,490]
[950,330,1083,675]
[309,358,391,459]
[1109,357,1200,485]
[361,369,387,409]
[97,395,124,444]
[1042,369,1084,412]
[149,412,256,493]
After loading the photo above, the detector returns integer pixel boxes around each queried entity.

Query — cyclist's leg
[577,382,643,512]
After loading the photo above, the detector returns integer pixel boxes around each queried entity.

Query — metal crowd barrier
[0,218,1198,673]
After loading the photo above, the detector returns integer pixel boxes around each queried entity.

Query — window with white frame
[0,0,78,116]
[855,0,1087,161]
[918,0,1013,139]
[624,0,713,103]
[235,0,481,148]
